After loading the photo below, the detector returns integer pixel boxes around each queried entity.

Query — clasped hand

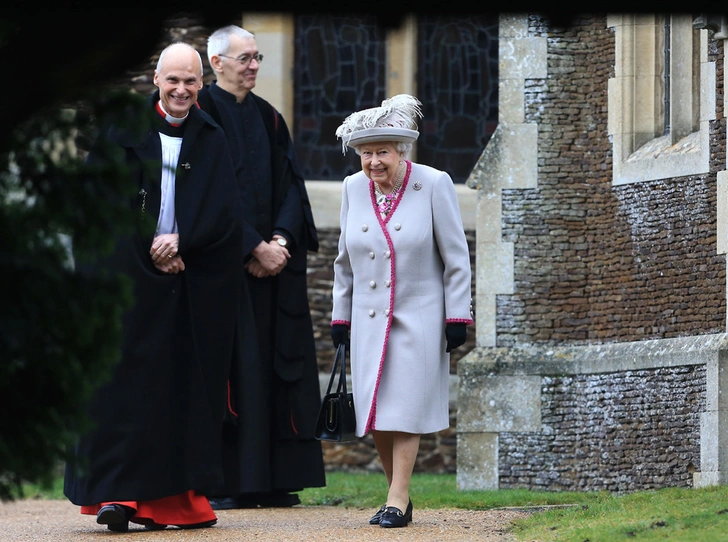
[246,239,290,278]
[150,233,179,263]
[151,233,185,274]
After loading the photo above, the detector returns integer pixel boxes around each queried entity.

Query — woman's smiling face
[358,142,403,189]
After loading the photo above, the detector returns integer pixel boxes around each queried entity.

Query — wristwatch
[275,237,288,248]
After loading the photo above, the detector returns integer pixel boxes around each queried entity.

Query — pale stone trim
[386,16,418,160]
[457,375,541,433]
[241,13,295,125]
[465,14,545,348]
[719,44,728,333]
[457,433,499,490]
[454,13,545,490]
[386,16,418,97]
[715,172,728,257]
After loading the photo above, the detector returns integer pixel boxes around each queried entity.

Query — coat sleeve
[431,171,474,324]
[331,175,354,326]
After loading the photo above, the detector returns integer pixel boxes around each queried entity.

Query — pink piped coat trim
[364,160,412,433]
[446,318,474,325]
[331,320,351,327]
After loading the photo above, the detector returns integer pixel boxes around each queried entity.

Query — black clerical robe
[64,92,245,505]
[197,84,325,496]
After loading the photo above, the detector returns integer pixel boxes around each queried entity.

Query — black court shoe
[368,504,387,525]
[96,504,131,532]
[379,499,413,528]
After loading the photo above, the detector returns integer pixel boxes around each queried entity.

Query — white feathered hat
[335,94,423,154]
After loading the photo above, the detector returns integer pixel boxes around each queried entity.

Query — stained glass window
[294,15,386,180]
[417,15,499,183]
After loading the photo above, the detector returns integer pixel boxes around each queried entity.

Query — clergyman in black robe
[63,42,245,531]
[197,25,325,508]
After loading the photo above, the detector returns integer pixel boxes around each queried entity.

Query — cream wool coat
[331,160,473,437]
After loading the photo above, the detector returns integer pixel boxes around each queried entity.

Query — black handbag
[315,343,357,442]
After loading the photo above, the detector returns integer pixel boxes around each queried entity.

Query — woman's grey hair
[353,141,413,159]
[156,42,204,76]
[207,25,256,65]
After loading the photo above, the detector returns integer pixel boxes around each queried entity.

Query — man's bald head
[156,42,204,76]
[153,42,204,119]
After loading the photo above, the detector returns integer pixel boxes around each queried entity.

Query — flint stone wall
[500,366,705,491]
[458,335,716,491]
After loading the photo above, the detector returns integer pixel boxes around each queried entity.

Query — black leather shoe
[209,497,242,510]
[379,499,413,528]
[96,504,131,532]
[368,504,387,525]
[210,492,301,509]
[257,491,301,508]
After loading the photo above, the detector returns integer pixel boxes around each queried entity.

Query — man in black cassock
[63,43,245,531]
[197,25,325,509]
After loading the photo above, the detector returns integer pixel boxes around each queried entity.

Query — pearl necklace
[374,163,406,217]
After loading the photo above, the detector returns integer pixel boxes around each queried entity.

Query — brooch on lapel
[413,181,422,191]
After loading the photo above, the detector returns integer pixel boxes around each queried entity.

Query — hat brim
[343,127,419,149]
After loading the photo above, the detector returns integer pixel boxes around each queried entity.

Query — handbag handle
[324,343,348,396]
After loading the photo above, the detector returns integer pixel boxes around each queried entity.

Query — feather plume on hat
[335,94,424,154]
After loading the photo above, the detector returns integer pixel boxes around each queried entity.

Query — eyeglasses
[218,53,264,66]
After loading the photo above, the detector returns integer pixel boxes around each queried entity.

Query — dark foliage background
[0,94,145,500]
[0,4,245,501]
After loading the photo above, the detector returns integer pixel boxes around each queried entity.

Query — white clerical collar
[156,101,188,126]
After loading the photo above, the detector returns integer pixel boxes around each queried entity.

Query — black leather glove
[445,323,467,353]
[331,324,350,347]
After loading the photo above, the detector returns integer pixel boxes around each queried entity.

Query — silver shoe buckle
[385,506,403,517]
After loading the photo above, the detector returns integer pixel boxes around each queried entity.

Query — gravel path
[0,499,532,541]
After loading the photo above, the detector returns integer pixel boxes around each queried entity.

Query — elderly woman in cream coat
[330,95,473,529]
